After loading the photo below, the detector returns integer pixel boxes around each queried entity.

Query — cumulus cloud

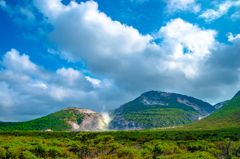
[33,0,152,62]
[200,0,240,22]
[2,49,37,73]
[0,49,113,121]
[31,0,239,103]
[55,67,93,90]
[155,18,217,78]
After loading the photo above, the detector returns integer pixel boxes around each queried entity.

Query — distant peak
[140,90,173,98]
[62,107,82,111]
[141,90,162,96]
[62,107,97,114]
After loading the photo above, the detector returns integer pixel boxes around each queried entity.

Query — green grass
[0,109,84,131]
[182,91,240,130]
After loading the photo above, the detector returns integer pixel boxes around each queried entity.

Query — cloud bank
[0,0,239,121]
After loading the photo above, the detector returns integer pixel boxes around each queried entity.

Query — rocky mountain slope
[0,107,107,131]
[183,91,240,130]
[108,91,216,130]
[213,100,229,109]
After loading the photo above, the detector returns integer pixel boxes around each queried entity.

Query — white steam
[101,105,111,128]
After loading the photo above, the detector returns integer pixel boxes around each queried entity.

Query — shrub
[0,147,7,158]
[154,142,178,155]
[208,148,221,157]
[7,147,21,158]
[48,147,63,158]
[143,142,154,151]
[35,143,49,157]
[140,148,153,159]
[118,147,142,159]
[22,151,38,159]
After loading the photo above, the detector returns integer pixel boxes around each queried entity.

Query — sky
[0,0,240,122]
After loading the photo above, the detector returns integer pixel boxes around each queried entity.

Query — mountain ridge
[108,90,215,130]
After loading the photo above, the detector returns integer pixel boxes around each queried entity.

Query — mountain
[183,91,240,130]
[0,107,107,131]
[0,121,3,122]
[213,100,229,109]
[108,91,215,130]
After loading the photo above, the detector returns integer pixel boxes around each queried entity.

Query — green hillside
[0,108,85,131]
[122,100,198,127]
[183,91,240,130]
[109,91,215,130]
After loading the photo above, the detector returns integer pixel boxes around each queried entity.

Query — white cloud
[165,0,201,13]
[200,0,240,22]
[157,18,217,58]
[85,76,101,87]
[0,49,122,121]
[2,49,37,73]
[155,18,217,78]
[231,10,240,20]
[56,68,81,84]
[30,82,48,89]
[33,0,152,62]
[56,67,93,90]
[228,32,240,42]
[0,70,30,84]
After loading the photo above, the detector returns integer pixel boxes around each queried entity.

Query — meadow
[0,128,240,159]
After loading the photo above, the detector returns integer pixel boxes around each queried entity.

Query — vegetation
[122,100,198,128]
[182,91,240,130]
[0,109,85,131]
[0,128,240,158]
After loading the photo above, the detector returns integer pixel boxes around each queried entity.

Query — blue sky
[0,0,240,121]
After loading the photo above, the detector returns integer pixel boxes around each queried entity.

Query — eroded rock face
[137,91,215,116]
[64,107,107,131]
[80,114,106,131]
